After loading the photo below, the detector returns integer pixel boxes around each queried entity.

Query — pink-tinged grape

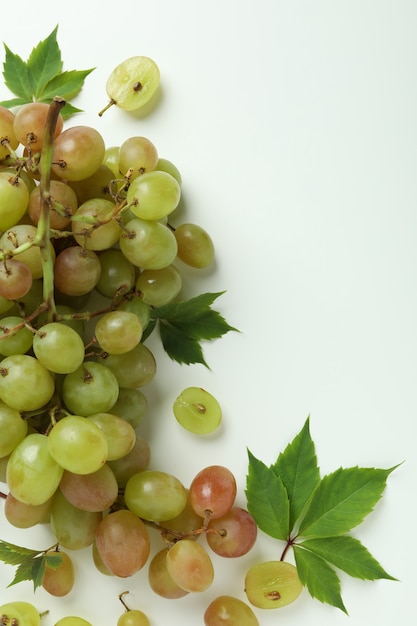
[117,610,150,626]
[0,354,55,411]
[0,224,55,279]
[125,469,187,521]
[50,489,102,550]
[72,198,121,250]
[33,322,85,374]
[13,101,64,153]
[119,217,178,270]
[54,617,92,626]
[174,223,215,268]
[58,464,119,512]
[42,550,75,597]
[156,157,182,186]
[102,56,160,114]
[28,179,78,230]
[135,265,182,307]
[173,386,222,434]
[86,412,136,460]
[206,507,257,557]
[118,136,158,179]
[166,539,214,592]
[95,248,136,298]
[100,343,156,388]
[0,315,34,356]
[244,561,303,609]
[94,310,143,354]
[0,258,33,300]
[95,509,150,577]
[0,400,28,456]
[13,276,43,315]
[52,125,105,181]
[126,170,181,220]
[204,596,259,626]
[0,171,29,231]
[189,465,237,520]
[7,433,63,505]
[148,548,189,599]
[54,246,102,296]
[62,361,119,416]
[110,387,148,428]
[0,105,19,158]
[4,492,53,528]
[108,435,151,488]
[48,415,108,474]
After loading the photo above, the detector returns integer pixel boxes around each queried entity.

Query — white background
[0,1,415,624]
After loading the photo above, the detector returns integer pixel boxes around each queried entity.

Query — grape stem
[280,535,298,561]
[0,491,6,499]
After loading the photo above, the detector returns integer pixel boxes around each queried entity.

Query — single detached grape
[54,618,93,626]
[174,222,215,268]
[173,386,222,434]
[117,610,150,626]
[100,56,160,115]
[244,561,303,609]
[0,601,41,626]
[204,595,259,626]
[42,550,75,597]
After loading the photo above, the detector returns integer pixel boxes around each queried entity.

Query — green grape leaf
[153,292,238,367]
[271,416,320,528]
[246,449,290,540]
[299,535,397,581]
[0,539,62,591]
[1,26,93,117]
[294,544,347,613]
[298,465,397,538]
[0,540,39,565]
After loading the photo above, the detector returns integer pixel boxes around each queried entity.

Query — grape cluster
[0,73,292,625]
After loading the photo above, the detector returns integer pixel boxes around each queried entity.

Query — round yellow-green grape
[173,387,222,434]
[100,56,160,116]
[0,601,40,626]
[204,595,259,626]
[54,618,92,626]
[244,561,303,609]
[117,610,150,626]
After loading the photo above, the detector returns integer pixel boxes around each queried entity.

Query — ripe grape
[100,343,156,388]
[102,56,160,114]
[244,561,303,609]
[126,170,181,220]
[62,362,119,416]
[95,248,136,298]
[118,135,158,179]
[173,386,222,434]
[0,105,19,158]
[125,469,187,521]
[0,400,28,456]
[107,435,151,487]
[42,550,75,597]
[189,465,237,519]
[0,223,55,279]
[28,178,78,230]
[94,509,150,577]
[33,322,85,373]
[86,412,136,460]
[54,617,92,626]
[135,265,182,307]
[109,387,148,428]
[0,166,29,232]
[0,315,33,356]
[148,548,189,599]
[174,222,215,268]
[4,492,53,528]
[0,258,33,300]
[119,217,178,270]
[206,507,257,557]
[50,489,102,550]
[94,310,143,354]
[54,246,102,296]
[71,198,121,250]
[156,157,182,186]
[52,125,105,181]
[165,539,214,592]
[117,610,150,626]
[204,595,259,626]
[47,415,108,474]
[13,101,64,152]
[0,354,55,411]
[58,464,119,512]
[69,164,116,204]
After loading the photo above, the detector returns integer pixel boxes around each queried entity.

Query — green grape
[118,294,151,331]
[94,310,143,354]
[100,56,160,114]
[148,548,189,599]
[206,507,258,557]
[52,125,105,181]
[189,465,237,520]
[92,538,114,576]
[0,454,8,481]
[109,387,148,428]
[108,435,151,487]
[0,294,14,314]
[0,315,34,356]
[48,415,108,474]
[62,361,119,416]
[0,354,55,411]
[0,603,25,626]
[0,105,19,158]
[0,400,28,456]
[37,305,85,338]
[7,601,40,626]
[0,224,55,279]
[127,170,181,220]
[165,539,214,592]
[59,464,119,512]
[135,265,182,307]
[33,322,85,373]
[86,412,136,460]
[5,492,53,528]
[244,561,303,609]
[119,217,178,270]
[117,610,150,626]
[174,222,215,268]
[94,509,150,577]
[95,248,136,298]
[54,617,92,626]
[69,164,116,204]
[0,257,33,300]
[124,469,187,521]
[50,489,102,550]
[100,343,156,388]
[173,386,222,434]
[7,433,63,505]
[118,136,158,180]
[72,198,121,250]
[204,596,259,626]
[102,145,120,177]
[42,550,75,597]
[0,170,29,231]
[156,157,182,186]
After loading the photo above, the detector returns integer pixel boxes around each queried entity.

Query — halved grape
[173,387,222,434]
[244,561,303,609]
[100,56,160,115]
